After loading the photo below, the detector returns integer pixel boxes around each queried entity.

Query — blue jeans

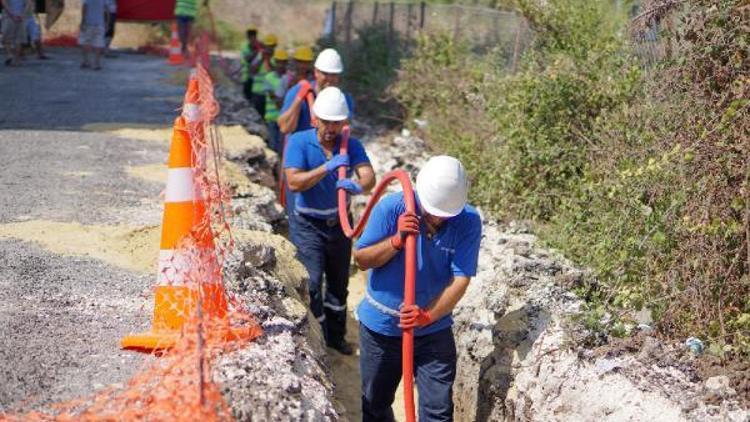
[290,212,351,344]
[266,121,281,153]
[359,324,457,422]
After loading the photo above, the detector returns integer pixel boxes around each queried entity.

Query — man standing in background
[79,0,105,70]
[248,33,277,118]
[174,0,197,57]
[263,48,290,154]
[103,0,116,57]
[240,25,262,103]
[2,0,30,66]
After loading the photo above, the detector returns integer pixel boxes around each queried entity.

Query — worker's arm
[285,166,328,193]
[353,236,399,270]
[354,164,376,193]
[277,96,303,134]
[423,276,471,321]
[354,212,419,270]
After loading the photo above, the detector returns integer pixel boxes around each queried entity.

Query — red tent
[117,0,176,21]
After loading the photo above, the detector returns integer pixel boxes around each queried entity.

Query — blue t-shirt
[355,192,482,337]
[281,82,355,133]
[283,128,370,219]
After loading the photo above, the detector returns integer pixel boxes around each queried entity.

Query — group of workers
[240,26,482,422]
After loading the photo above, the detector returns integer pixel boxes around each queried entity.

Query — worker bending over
[353,156,482,421]
[284,87,375,355]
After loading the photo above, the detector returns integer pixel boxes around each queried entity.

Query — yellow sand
[218,125,270,159]
[0,221,160,274]
[125,160,255,198]
[126,163,167,185]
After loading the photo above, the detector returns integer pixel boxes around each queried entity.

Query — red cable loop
[337,125,417,422]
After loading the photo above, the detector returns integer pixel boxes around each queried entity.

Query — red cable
[337,125,417,422]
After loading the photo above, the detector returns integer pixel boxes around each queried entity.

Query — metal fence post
[345,1,354,49]
[453,6,462,42]
[373,2,379,25]
[331,2,337,44]
[511,19,524,73]
[419,2,426,29]
[407,3,413,41]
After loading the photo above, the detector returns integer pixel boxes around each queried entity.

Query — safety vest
[240,41,262,82]
[251,53,274,95]
[264,71,283,122]
[174,0,197,17]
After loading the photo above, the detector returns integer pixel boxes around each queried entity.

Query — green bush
[394,0,750,355]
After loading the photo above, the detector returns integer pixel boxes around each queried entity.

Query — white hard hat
[312,87,350,121]
[416,156,468,217]
[314,48,344,73]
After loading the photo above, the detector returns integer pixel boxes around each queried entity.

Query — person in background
[285,45,314,92]
[2,0,30,66]
[248,33,277,118]
[79,0,106,70]
[174,0,197,57]
[353,156,482,422]
[23,8,48,60]
[284,87,376,355]
[263,48,290,154]
[103,0,116,57]
[240,25,262,102]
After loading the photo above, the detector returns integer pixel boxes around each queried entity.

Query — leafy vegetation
[393,0,750,355]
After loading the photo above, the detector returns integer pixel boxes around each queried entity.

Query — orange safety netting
[1,45,259,422]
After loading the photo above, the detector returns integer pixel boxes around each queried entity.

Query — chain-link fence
[326,1,531,71]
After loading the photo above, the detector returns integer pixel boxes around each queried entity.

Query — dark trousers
[360,324,457,422]
[290,212,351,344]
[243,78,254,102]
[250,93,266,118]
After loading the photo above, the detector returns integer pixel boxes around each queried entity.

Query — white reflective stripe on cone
[165,168,196,202]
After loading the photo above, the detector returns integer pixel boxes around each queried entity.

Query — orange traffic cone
[121,116,261,352]
[168,22,185,65]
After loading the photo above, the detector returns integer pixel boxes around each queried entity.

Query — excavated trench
[215,82,750,422]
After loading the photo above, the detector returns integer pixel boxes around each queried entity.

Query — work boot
[327,339,354,355]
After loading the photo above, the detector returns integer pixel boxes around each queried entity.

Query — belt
[295,210,340,227]
[364,290,401,318]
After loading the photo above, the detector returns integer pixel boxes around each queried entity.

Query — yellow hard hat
[293,46,314,62]
[263,34,278,47]
[273,49,289,61]
[246,24,257,33]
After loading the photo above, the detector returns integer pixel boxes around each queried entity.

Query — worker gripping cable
[248,33,277,118]
[353,156,483,421]
[279,48,355,233]
[263,48,290,153]
[284,87,376,355]
[240,25,262,103]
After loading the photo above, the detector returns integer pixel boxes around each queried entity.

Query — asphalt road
[0,47,184,413]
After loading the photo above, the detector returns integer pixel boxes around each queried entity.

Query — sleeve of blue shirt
[355,194,400,249]
[281,84,300,114]
[283,132,306,169]
[348,138,370,168]
[451,211,482,277]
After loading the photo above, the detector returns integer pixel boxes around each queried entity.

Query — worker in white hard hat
[277,47,354,135]
[278,47,355,239]
[284,87,375,355]
[353,156,482,421]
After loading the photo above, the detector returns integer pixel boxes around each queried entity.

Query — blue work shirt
[355,192,483,337]
[283,128,370,219]
[281,82,355,133]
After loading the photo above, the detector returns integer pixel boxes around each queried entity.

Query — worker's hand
[296,79,312,101]
[390,212,419,251]
[324,153,349,173]
[398,304,432,329]
[336,179,363,195]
